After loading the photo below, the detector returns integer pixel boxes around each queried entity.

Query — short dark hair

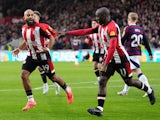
[92,18,98,23]
[34,10,41,17]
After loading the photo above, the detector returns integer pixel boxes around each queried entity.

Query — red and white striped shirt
[97,21,130,64]
[67,20,130,64]
[22,23,55,59]
[88,33,105,54]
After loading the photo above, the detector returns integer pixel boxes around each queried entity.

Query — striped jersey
[122,25,152,56]
[22,22,56,59]
[97,20,129,64]
[67,20,130,64]
[88,33,105,54]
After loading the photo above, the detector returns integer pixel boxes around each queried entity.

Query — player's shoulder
[110,20,118,25]
[40,22,49,25]
[108,20,119,29]
[123,25,133,32]
[129,25,145,33]
[39,23,54,30]
[38,22,49,27]
[128,25,143,29]
[37,23,53,31]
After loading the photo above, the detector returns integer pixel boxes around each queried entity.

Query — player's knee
[48,72,56,81]
[21,70,29,80]
[20,74,24,80]
[50,74,56,82]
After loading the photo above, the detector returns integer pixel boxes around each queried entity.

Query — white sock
[140,82,152,94]
[97,106,103,112]
[138,74,150,88]
[27,95,34,102]
[97,76,100,82]
[75,58,79,65]
[54,82,59,87]
[44,83,48,86]
[122,84,130,92]
[65,86,71,93]
[147,87,152,94]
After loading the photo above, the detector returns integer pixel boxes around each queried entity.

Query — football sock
[94,68,100,77]
[97,76,100,82]
[65,86,71,93]
[97,106,104,112]
[140,82,152,94]
[40,70,47,83]
[147,87,152,94]
[138,74,152,94]
[74,55,79,65]
[122,84,130,92]
[60,82,67,90]
[138,73,150,88]
[97,94,106,109]
[26,90,32,96]
[26,90,34,101]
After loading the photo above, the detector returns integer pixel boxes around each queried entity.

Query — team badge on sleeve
[110,31,116,36]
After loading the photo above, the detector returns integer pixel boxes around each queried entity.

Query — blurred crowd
[0,0,160,50]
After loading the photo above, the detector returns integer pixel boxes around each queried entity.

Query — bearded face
[25,18,35,26]
[24,9,35,26]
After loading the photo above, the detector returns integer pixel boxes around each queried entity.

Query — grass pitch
[0,61,159,120]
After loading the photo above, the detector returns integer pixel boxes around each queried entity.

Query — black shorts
[22,55,55,79]
[93,52,104,63]
[103,58,132,80]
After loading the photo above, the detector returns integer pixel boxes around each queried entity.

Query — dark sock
[141,82,148,92]
[97,94,106,108]
[26,90,32,96]
[94,68,100,77]
[60,82,67,90]
[40,70,47,83]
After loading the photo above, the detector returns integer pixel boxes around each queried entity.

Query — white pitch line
[0,79,159,92]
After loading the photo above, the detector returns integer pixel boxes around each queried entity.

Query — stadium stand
[0,0,160,50]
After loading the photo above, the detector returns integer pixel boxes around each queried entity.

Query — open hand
[12,48,20,57]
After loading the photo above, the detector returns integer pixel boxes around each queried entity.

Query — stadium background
[0,0,160,62]
[0,1,160,120]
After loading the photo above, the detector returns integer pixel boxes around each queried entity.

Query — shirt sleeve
[39,23,53,38]
[104,23,118,64]
[46,24,58,38]
[143,31,152,56]
[67,26,98,36]
[121,26,128,45]
[104,37,117,64]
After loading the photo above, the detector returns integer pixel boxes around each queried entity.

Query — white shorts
[129,56,141,70]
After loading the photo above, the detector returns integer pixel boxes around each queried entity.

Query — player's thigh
[103,62,115,78]
[116,62,132,80]
[40,58,55,79]
[129,56,141,69]
[93,52,99,62]
[22,56,38,73]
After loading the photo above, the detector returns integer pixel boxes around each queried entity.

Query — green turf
[0,61,159,120]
